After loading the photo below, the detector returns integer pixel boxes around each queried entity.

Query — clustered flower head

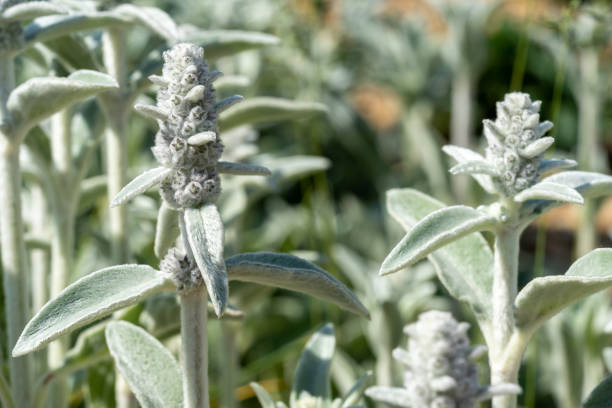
[366,311,520,408]
[152,43,225,209]
[160,247,202,292]
[483,92,553,197]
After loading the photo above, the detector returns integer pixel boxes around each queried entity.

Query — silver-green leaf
[184,204,228,317]
[217,161,271,176]
[225,252,369,318]
[442,145,496,193]
[538,159,577,175]
[154,202,180,259]
[290,323,335,405]
[513,181,583,204]
[449,160,499,176]
[106,321,183,408]
[111,167,172,208]
[12,265,173,357]
[113,5,178,41]
[380,205,496,275]
[544,171,612,199]
[515,249,612,330]
[179,27,279,60]
[250,383,276,408]
[1,2,67,22]
[219,97,327,131]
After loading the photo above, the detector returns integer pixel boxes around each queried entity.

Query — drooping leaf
[380,205,497,275]
[217,161,271,176]
[290,323,335,405]
[178,26,279,60]
[184,204,228,317]
[538,159,577,174]
[110,167,172,207]
[584,375,612,408]
[386,188,494,322]
[42,34,99,71]
[515,249,612,330]
[219,97,327,131]
[442,145,496,193]
[225,252,369,318]
[8,70,118,137]
[113,5,178,41]
[544,171,612,199]
[106,321,183,408]
[154,202,180,259]
[1,2,67,22]
[12,265,173,356]
[514,181,583,204]
[250,383,276,408]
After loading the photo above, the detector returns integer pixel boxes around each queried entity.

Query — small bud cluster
[366,311,520,408]
[153,43,223,209]
[0,0,34,55]
[484,92,553,197]
[160,247,202,292]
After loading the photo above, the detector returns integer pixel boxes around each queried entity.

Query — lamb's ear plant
[12,42,368,408]
[251,323,372,408]
[380,92,612,408]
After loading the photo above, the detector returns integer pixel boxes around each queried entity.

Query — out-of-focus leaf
[41,34,99,71]
[106,321,183,408]
[184,204,228,317]
[290,323,335,405]
[178,26,279,60]
[1,2,67,22]
[113,5,178,41]
[250,383,276,408]
[217,161,271,176]
[111,167,171,207]
[342,372,373,407]
[226,252,369,318]
[219,97,327,131]
[365,387,411,407]
[24,13,129,45]
[12,265,173,356]
[538,159,577,175]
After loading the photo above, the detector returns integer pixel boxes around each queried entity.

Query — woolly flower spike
[160,247,202,292]
[366,311,521,408]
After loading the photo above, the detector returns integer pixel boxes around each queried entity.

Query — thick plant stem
[0,56,33,408]
[180,289,210,408]
[450,68,474,203]
[575,48,600,258]
[101,27,129,264]
[47,109,74,408]
[491,226,521,408]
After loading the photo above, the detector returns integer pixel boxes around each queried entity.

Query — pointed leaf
[365,386,411,407]
[154,202,180,259]
[386,189,493,321]
[226,252,369,318]
[290,323,335,405]
[584,375,612,408]
[449,160,498,176]
[134,104,168,122]
[519,136,554,158]
[217,161,271,176]
[544,171,612,199]
[219,97,327,131]
[215,95,243,113]
[13,265,173,356]
[2,2,67,22]
[515,249,612,330]
[179,27,280,60]
[111,167,172,207]
[538,159,577,174]
[342,372,373,407]
[184,204,228,317]
[514,181,583,204]
[442,145,496,193]
[113,5,178,41]
[381,205,496,275]
[250,383,276,408]
[8,70,118,137]
[106,321,183,408]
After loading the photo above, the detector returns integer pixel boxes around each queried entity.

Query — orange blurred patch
[350,84,403,132]
[596,197,612,234]
[379,0,447,36]
[536,204,580,231]
[500,0,560,21]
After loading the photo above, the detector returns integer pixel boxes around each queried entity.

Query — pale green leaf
[12,265,173,357]
[380,205,496,275]
[217,161,271,176]
[154,202,179,259]
[515,249,612,330]
[290,323,335,405]
[184,204,228,317]
[442,145,496,193]
[538,159,577,174]
[364,386,411,407]
[449,160,498,177]
[250,383,276,408]
[584,375,612,408]
[106,321,183,408]
[1,2,67,22]
[215,75,250,90]
[219,97,327,131]
[179,26,279,60]
[386,188,493,320]
[519,136,554,158]
[514,181,583,204]
[226,252,369,318]
[111,167,172,207]
[113,5,178,41]
[341,372,373,407]
[8,70,118,137]
[544,171,612,199]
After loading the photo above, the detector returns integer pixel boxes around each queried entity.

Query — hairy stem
[180,289,210,408]
[0,55,33,408]
[450,67,474,202]
[491,225,522,408]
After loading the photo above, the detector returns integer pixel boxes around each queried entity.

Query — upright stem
[180,289,210,408]
[47,109,74,408]
[102,27,129,264]
[575,47,600,257]
[490,225,522,408]
[450,67,474,202]
[0,55,33,408]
